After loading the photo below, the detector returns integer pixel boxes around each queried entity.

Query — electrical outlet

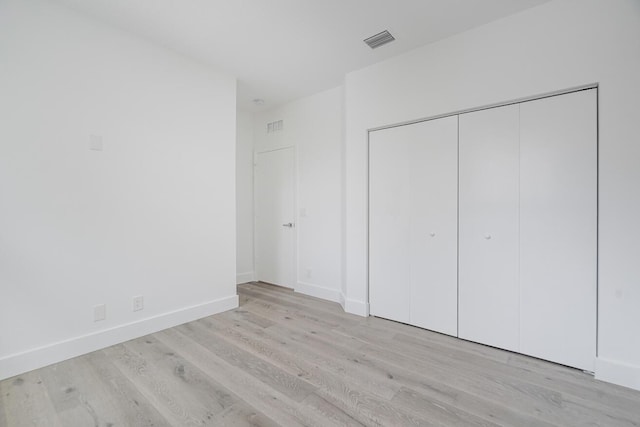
[94,304,106,322]
[133,296,144,312]
[305,268,312,279]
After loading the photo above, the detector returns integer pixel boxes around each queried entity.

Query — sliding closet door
[369,116,458,334]
[458,105,520,351]
[519,89,597,371]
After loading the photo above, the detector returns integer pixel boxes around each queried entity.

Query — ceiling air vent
[364,30,395,49]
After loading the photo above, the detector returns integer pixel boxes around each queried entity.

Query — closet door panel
[519,89,597,371]
[459,105,520,352]
[369,116,458,331]
[369,129,411,323]
[408,116,458,336]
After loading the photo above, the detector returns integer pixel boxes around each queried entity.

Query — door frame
[253,145,298,290]
[366,83,599,355]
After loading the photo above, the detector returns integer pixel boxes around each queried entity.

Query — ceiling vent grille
[364,30,395,49]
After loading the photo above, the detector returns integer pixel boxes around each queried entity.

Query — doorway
[254,147,296,288]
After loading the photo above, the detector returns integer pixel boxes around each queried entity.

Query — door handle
[282,223,294,228]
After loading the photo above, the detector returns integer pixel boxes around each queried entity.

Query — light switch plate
[94,304,106,322]
[89,134,103,151]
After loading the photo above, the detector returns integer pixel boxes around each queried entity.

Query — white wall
[0,0,237,380]
[236,111,255,284]
[254,87,344,303]
[344,0,640,390]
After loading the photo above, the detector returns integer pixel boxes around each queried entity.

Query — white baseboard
[595,357,640,392]
[344,298,369,317]
[0,294,239,381]
[236,271,255,284]
[339,292,346,311]
[296,281,341,303]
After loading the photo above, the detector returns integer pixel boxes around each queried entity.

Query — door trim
[366,85,599,369]
[368,83,598,133]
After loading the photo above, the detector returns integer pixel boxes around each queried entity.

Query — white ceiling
[53,0,550,112]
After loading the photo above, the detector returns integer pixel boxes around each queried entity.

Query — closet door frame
[366,83,598,365]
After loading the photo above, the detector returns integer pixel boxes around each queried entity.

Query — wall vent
[364,30,395,49]
[267,120,283,134]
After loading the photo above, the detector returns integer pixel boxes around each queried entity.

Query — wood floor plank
[2,282,640,427]
[247,282,347,316]
[304,322,556,426]
[240,285,361,328]
[364,313,622,398]
[155,327,333,427]
[366,313,640,420]
[208,306,401,401]
[38,353,164,427]
[242,284,349,319]
[232,301,367,350]
[241,308,546,426]
[391,385,555,427]
[200,311,415,426]
[391,331,640,421]
[208,308,522,427]
[0,372,63,427]
[388,386,502,427]
[177,321,318,403]
[300,393,365,427]
[199,311,446,426]
[384,329,640,425]
[103,341,221,426]
[358,341,639,427]
[83,350,172,426]
[123,336,239,412]
[211,402,281,427]
[240,297,356,332]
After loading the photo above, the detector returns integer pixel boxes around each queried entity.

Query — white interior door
[255,147,295,288]
[519,89,597,371]
[458,104,520,352]
[369,116,458,334]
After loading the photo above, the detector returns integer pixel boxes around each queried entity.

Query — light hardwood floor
[1,282,639,426]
